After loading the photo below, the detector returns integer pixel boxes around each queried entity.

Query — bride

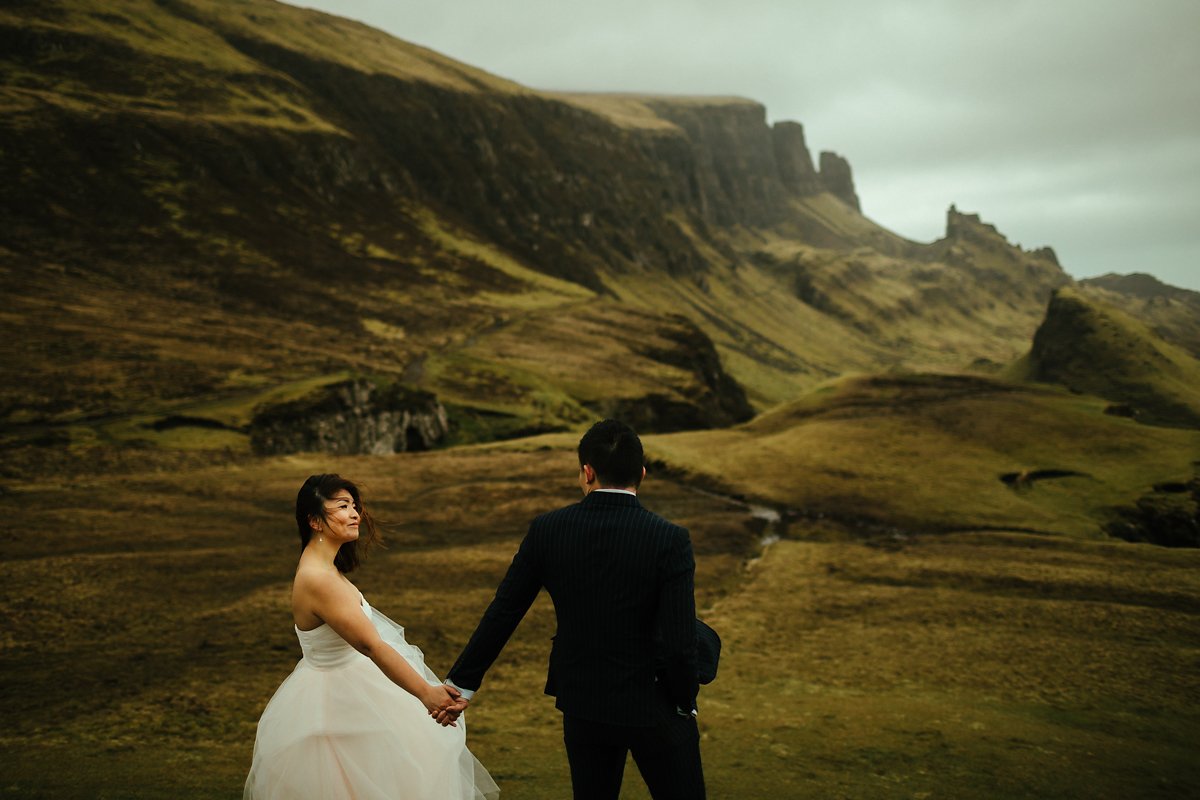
[244,474,499,799]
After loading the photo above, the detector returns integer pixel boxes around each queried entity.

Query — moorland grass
[2,422,1199,798]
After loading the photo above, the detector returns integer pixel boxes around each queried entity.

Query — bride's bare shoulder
[292,562,355,628]
[294,561,340,592]
[293,562,347,597]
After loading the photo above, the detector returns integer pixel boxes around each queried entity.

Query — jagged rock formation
[817,151,860,211]
[2,2,874,326]
[620,100,861,228]
[942,206,1054,264]
[250,380,448,455]
[1022,287,1200,428]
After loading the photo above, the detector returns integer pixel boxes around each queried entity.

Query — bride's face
[318,489,361,543]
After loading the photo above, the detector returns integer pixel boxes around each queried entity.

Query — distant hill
[1012,287,1200,428]
[1079,273,1200,359]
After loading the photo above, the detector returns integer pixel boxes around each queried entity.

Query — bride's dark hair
[296,474,380,573]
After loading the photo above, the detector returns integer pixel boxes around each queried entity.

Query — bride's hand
[434,696,468,726]
[424,684,466,727]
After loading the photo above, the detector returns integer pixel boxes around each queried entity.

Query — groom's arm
[656,527,700,713]
[446,523,543,694]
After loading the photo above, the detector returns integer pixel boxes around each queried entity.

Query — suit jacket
[447,490,699,727]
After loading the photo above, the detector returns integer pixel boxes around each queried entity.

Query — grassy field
[1,421,1198,798]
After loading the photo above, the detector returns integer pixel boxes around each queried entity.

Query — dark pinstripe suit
[448,489,704,798]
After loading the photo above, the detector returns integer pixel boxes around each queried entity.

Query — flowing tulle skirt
[244,608,498,799]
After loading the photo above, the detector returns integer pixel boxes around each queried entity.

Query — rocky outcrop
[942,206,1058,266]
[817,151,860,211]
[624,315,756,432]
[944,205,1010,248]
[1106,479,1200,547]
[250,380,448,455]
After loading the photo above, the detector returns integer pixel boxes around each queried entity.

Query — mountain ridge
[2,0,1193,445]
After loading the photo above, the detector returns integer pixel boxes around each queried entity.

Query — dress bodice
[294,595,372,670]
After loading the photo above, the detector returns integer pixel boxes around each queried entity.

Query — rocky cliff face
[627,101,862,226]
[1106,479,1200,548]
[250,380,449,456]
[1,27,862,294]
[643,100,777,227]
[771,121,822,196]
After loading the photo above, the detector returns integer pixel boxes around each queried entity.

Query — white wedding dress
[244,594,499,799]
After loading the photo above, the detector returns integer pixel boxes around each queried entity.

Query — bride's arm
[298,571,462,720]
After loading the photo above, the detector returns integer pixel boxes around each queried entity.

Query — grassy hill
[646,372,1200,537]
[1011,287,1200,428]
[1080,272,1200,358]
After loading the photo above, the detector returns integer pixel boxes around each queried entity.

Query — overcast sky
[288,0,1200,291]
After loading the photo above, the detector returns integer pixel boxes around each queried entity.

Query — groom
[441,419,705,800]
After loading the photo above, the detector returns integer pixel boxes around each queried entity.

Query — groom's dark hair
[578,419,644,488]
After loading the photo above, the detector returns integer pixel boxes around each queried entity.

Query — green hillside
[1079,272,1200,359]
[1012,287,1200,427]
[647,372,1200,537]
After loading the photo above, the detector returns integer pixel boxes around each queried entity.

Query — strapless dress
[244,594,498,799]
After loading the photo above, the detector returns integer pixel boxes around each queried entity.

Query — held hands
[425,684,469,727]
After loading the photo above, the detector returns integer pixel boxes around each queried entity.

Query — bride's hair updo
[296,474,380,573]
